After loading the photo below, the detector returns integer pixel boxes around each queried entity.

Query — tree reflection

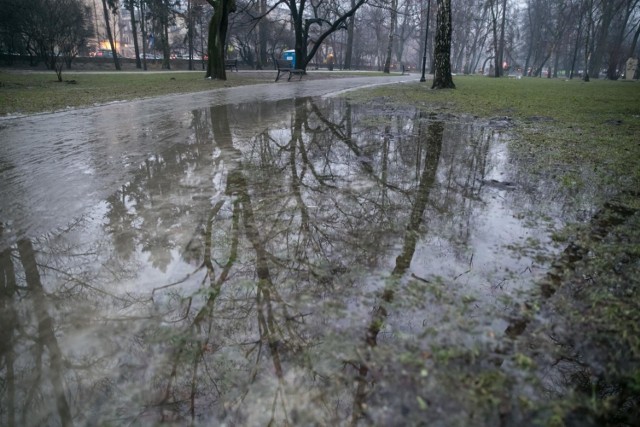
[1,96,511,426]
[0,235,75,427]
[351,119,444,426]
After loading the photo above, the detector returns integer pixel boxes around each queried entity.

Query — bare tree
[383,0,398,73]
[146,0,180,69]
[487,0,508,76]
[124,0,142,68]
[583,0,594,81]
[456,0,490,74]
[606,0,640,79]
[393,0,419,68]
[344,0,357,69]
[2,0,91,80]
[281,0,368,71]
[101,0,121,69]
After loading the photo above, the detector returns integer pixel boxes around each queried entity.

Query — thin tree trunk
[127,0,142,68]
[569,5,584,79]
[256,0,267,69]
[490,0,500,77]
[140,0,148,70]
[583,0,593,82]
[344,0,356,69]
[101,0,121,70]
[498,0,507,76]
[383,0,398,73]
[161,1,171,70]
[629,19,640,57]
[188,0,194,70]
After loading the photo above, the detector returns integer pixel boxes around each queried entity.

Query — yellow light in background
[99,41,121,50]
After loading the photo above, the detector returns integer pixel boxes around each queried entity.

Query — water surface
[0,94,591,426]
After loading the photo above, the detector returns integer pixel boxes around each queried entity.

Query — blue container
[283,50,296,68]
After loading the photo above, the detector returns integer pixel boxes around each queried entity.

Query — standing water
[1,96,595,426]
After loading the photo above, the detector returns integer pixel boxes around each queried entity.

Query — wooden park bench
[275,59,305,82]
[225,59,238,71]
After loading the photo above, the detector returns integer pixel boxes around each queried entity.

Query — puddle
[0,97,599,426]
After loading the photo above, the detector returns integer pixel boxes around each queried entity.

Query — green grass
[0,70,273,116]
[356,74,640,121]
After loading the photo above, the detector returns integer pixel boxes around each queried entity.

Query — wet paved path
[0,75,413,248]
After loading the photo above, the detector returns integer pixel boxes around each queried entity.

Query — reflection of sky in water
[0,97,595,426]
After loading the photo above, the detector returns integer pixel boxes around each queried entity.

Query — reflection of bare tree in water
[0,227,18,427]
[351,120,444,426]
[0,235,74,427]
[147,101,484,425]
[0,97,506,426]
[151,103,310,424]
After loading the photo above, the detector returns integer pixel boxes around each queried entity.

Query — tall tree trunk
[256,0,267,69]
[101,0,121,70]
[205,0,236,79]
[187,0,194,70]
[127,0,142,68]
[569,5,585,79]
[431,0,455,88]
[589,0,619,78]
[523,1,534,76]
[288,1,306,70]
[498,0,507,76]
[383,0,398,73]
[344,0,356,69]
[160,0,171,70]
[140,0,148,70]
[489,0,500,77]
[583,0,593,82]
[607,0,639,80]
[628,19,640,57]
[552,50,560,77]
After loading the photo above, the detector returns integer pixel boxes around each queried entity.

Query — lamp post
[420,0,432,82]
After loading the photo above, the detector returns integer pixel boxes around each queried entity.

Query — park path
[0,74,414,248]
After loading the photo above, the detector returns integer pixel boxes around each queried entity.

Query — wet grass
[345,75,640,424]
[0,69,391,116]
[348,75,640,192]
[0,70,273,116]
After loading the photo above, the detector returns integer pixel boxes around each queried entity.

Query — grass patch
[0,70,272,116]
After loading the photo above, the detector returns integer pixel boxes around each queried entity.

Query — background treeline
[1,0,638,79]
